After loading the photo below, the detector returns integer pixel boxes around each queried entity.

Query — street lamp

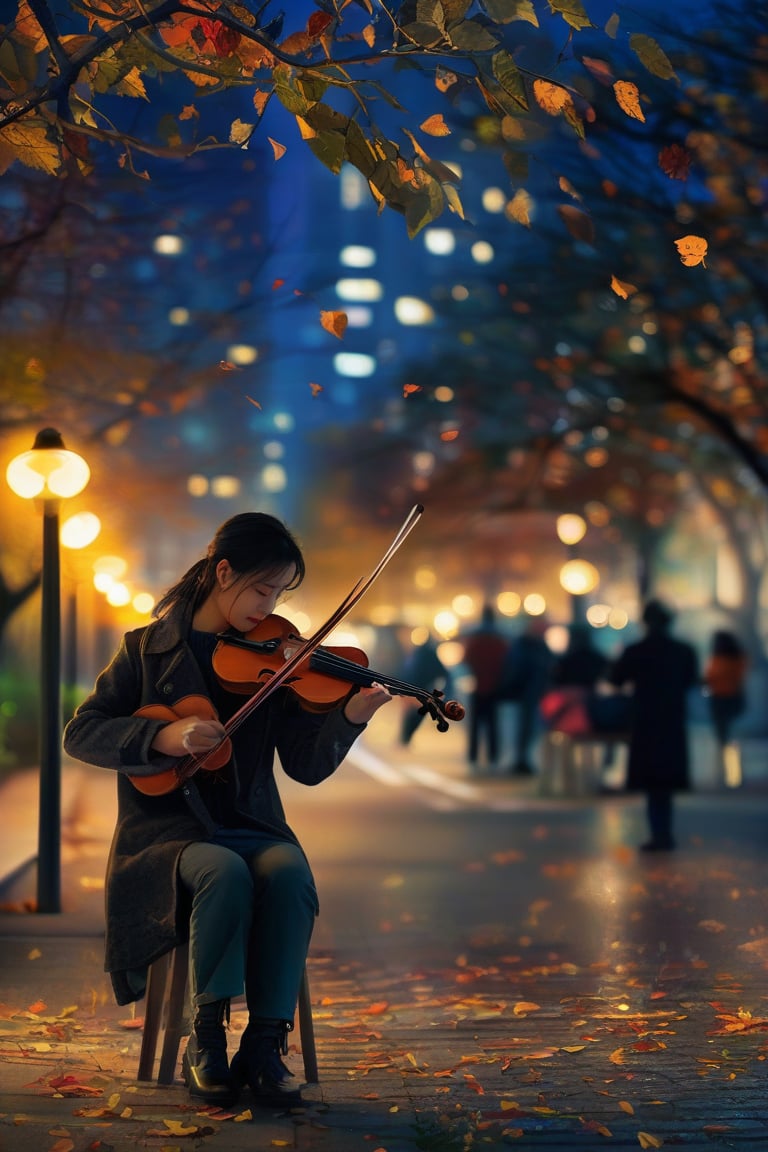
[6,429,90,913]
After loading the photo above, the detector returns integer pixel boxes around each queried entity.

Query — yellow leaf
[28,948,42,960]
[268,136,286,160]
[638,1133,664,1149]
[234,1109,253,1121]
[674,235,707,267]
[610,275,638,299]
[533,79,573,115]
[513,1001,540,1015]
[620,1100,635,1114]
[420,113,451,136]
[363,23,375,47]
[614,80,645,121]
[320,310,348,339]
[0,119,61,176]
[253,90,269,116]
[229,118,254,147]
[435,66,458,92]
[161,1119,201,1135]
[505,188,533,228]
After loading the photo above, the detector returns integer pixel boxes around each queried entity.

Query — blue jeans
[178,830,317,1020]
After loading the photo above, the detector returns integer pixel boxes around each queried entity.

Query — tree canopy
[1,0,677,233]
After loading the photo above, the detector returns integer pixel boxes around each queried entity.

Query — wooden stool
[137,943,318,1085]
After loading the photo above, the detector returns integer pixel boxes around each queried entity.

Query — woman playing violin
[63,512,392,1109]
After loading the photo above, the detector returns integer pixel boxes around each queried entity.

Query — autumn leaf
[420,114,451,136]
[630,32,678,81]
[620,1100,635,1114]
[253,90,269,116]
[513,1001,540,1015]
[580,56,614,85]
[268,136,286,160]
[505,188,533,227]
[403,383,422,397]
[610,275,638,299]
[320,310,348,339]
[659,143,691,180]
[440,429,459,441]
[638,1133,664,1149]
[272,278,285,290]
[435,67,458,92]
[219,360,241,371]
[558,204,594,245]
[309,382,323,396]
[533,79,573,116]
[674,235,707,267]
[245,395,262,410]
[614,80,645,121]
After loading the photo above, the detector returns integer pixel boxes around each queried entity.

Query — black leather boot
[181,999,235,1104]
[230,1018,302,1107]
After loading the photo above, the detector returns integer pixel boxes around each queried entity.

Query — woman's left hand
[343,682,392,725]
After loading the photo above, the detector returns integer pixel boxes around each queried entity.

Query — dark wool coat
[62,605,366,1005]
[609,632,699,792]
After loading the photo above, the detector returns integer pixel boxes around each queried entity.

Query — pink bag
[539,687,592,736]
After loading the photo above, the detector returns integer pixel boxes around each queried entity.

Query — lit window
[345,306,373,328]
[340,164,366,209]
[340,245,376,267]
[394,296,435,325]
[335,278,383,302]
[334,352,376,377]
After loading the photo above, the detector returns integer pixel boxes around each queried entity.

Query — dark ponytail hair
[153,512,305,619]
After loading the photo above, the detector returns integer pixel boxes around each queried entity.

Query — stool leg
[158,943,190,1085]
[297,965,318,1084]
[138,952,170,1081]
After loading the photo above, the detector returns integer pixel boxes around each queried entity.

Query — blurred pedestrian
[460,603,507,774]
[63,512,391,1108]
[703,629,748,787]
[500,616,554,776]
[609,599,699,851]
[399,633,450,745]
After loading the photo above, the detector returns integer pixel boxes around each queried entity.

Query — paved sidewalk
[1,724,768,1151]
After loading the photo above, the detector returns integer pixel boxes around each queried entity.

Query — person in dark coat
[500,616,554,775]
[460,603,508,774]
[609,599,699,851]
[63,513,391,1108]
[399,633,450,745]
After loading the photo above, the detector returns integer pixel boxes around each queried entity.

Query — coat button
[162,683,173,695]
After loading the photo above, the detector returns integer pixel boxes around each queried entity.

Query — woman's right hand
[151,715,228,759]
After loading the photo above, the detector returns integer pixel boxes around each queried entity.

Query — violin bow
[187,504,424,768]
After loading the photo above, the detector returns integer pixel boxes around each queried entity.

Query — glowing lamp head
[6,428,90,500]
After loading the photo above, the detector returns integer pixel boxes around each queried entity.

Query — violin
[212,613,465,730]
[130,695,232,796]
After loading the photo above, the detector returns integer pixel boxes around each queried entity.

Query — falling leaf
[674,235,707,267]
[620,1100,635,1114]
[229,118,253,147]
[362,1001,389,1016]
[320,310,348,339]
[362,23,375,47]
[268,136,286,160]
[245,395,262,410]
[610,275,638,299]
[403,383,422,397]
[435,67,458,92]
[558,204,594,244]
[219,360,241,371]
[420,113,451,136]
[440,429,459,441]
[533,79,573,115]
[505,188,533,227]
[629,33,678,81]
[28,949,42,960]
[638,1133,664,1149]
[272,278,285,290]
[27,999,46,1014]
[698,919,726,933]
[658,143,691,180]
[309,382,323,396]
[580,56,614,85]
[253,90,269,115]
[614,80,645,121]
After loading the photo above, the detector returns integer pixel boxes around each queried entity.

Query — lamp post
[6,429,90,913]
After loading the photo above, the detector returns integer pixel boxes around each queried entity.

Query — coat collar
[140,602,196,654]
